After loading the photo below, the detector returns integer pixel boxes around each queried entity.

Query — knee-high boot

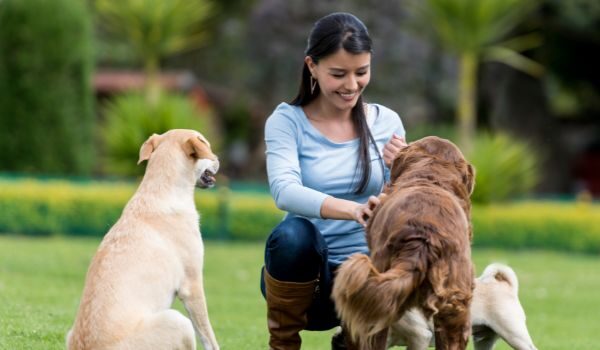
[264,268,318,350]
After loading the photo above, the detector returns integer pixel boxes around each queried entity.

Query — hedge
[0,179,283,240]
[472,202,600,254]
[1,179,599,254]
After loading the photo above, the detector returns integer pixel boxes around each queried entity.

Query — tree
[95,0,212,104]
[0,0,94,175]
[415,0,544,152]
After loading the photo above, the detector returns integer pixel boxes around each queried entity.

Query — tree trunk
[457,51,478,154]
[145,56,162,106]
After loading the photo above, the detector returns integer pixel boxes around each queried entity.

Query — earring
[310,76,317,95]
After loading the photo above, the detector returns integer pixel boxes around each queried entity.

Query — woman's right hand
[383,134,407,167]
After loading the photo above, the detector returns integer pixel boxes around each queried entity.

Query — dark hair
[291,12,378,194]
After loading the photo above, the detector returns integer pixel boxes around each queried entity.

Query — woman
[261,12,407,349]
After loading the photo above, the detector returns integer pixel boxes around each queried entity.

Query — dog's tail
[478,262,519,293]
[332,234,430,346]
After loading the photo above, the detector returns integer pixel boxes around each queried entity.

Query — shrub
[101,92,220,176]
[1,179,600,255]
[469,132,539,203]
[0,0,94,175]
[0,179,283,240]
[0,180,132,236]
[472,202,600,253]
[195,188,284,241]
[408,125,539,203]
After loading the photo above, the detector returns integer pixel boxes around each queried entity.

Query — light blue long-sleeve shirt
[265,102,405,265]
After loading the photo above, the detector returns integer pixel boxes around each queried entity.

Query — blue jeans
[260,217,340,331]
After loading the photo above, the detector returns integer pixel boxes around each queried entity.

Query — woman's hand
[354,193,387,227]
[383,134,407,167]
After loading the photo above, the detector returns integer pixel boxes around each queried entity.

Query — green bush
[0,0,94,175]
[472,202,600,253]
[469,132,539,203]
[0,180,132,236]
[101,92,220,176]
[1,179,600,255]
[0,179,283,240]
[408,125,539,203]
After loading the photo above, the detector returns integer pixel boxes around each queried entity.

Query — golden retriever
[332,136,475,350]
[388,263,538,350]
[67,129,220,350]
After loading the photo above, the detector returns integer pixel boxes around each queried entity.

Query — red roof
[93,70,197,94]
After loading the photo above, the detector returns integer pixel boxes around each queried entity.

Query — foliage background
[170,0,599,193]
[0,0,94,175]
[0,1,599,349]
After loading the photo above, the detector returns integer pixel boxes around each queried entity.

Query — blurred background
[0,0,598,197]
[2,0,600,240]
[0,0,599,239]
[1,1,599,348]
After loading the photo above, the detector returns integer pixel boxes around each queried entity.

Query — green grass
[1,236,599,349]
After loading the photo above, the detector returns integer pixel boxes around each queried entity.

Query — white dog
[387,263,537,350]
[67,129,220,350]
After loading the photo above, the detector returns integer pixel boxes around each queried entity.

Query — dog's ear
[138,133,162,165]
[184,136,217,160]
[463,163,475,195]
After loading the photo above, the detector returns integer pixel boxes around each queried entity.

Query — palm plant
[414,0,544,152]
[95,0,212,104]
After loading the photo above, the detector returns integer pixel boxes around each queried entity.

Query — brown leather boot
[264,268,318,350]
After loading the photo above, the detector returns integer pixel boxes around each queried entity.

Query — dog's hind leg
[483,298,537,350]
[494,321,537,350]
[429,261,473,350]
[115,309,196,350]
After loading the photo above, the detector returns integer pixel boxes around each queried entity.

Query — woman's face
[306,49,371,111]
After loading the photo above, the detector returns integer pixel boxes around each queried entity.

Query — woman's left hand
[383,134,407,167]
[354,193,387,227]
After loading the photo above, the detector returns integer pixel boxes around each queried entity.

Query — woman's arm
[266,104,393,223]
[265,106,328,218]
[320,196,359,221]
[321,195,384,227]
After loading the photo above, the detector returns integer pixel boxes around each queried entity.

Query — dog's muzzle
[198,169,216,188]
[196,159,219,189]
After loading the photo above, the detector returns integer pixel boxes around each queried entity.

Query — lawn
[1,235,599,349]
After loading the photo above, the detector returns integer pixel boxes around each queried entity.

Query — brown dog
[332,136,475,350]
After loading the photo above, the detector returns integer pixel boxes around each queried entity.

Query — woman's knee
[265,218,323,281]
[267,218,319,252]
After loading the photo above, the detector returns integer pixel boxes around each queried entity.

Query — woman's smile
[338,91,359,101]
